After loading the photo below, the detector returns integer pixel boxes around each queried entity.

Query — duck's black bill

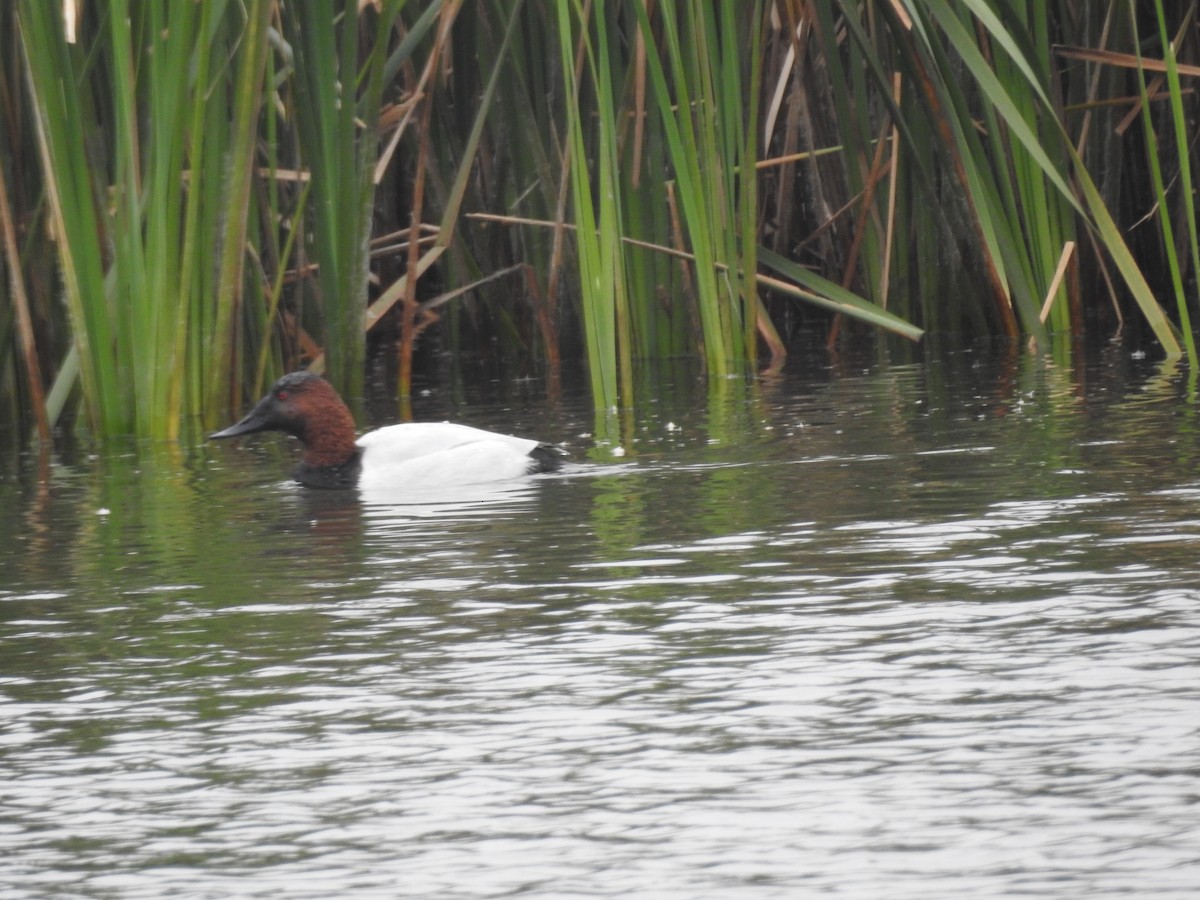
[209,405,272,440]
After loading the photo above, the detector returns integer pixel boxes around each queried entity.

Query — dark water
[2,346,1199,898]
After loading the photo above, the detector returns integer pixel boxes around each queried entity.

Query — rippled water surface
[3,348,1199,898]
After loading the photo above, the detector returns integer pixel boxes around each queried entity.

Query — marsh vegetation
[2,2,1197,445]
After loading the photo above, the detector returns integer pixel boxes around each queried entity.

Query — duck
[210,371,560,490]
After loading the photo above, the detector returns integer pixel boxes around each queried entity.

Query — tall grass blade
[285,0,403,401]
[207,0,272,423]
[1148,1,1199,361]
[0,154,50,441]
[556,0,623,413]
[758,247,923,341]
[19,0,118,432]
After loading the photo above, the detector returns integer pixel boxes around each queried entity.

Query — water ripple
[4,361,1200,897]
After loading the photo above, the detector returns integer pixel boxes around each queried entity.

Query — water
[2,346,1199,898]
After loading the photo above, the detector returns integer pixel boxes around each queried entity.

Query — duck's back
[355,422,551,489]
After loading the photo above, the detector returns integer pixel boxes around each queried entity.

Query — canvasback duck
[210,372,560,490]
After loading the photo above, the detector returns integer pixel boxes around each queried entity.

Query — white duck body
[355,422,549,490]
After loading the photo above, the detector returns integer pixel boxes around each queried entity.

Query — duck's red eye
[276,390,289,401]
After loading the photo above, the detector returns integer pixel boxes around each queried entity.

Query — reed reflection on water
[1,348,1199,898]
